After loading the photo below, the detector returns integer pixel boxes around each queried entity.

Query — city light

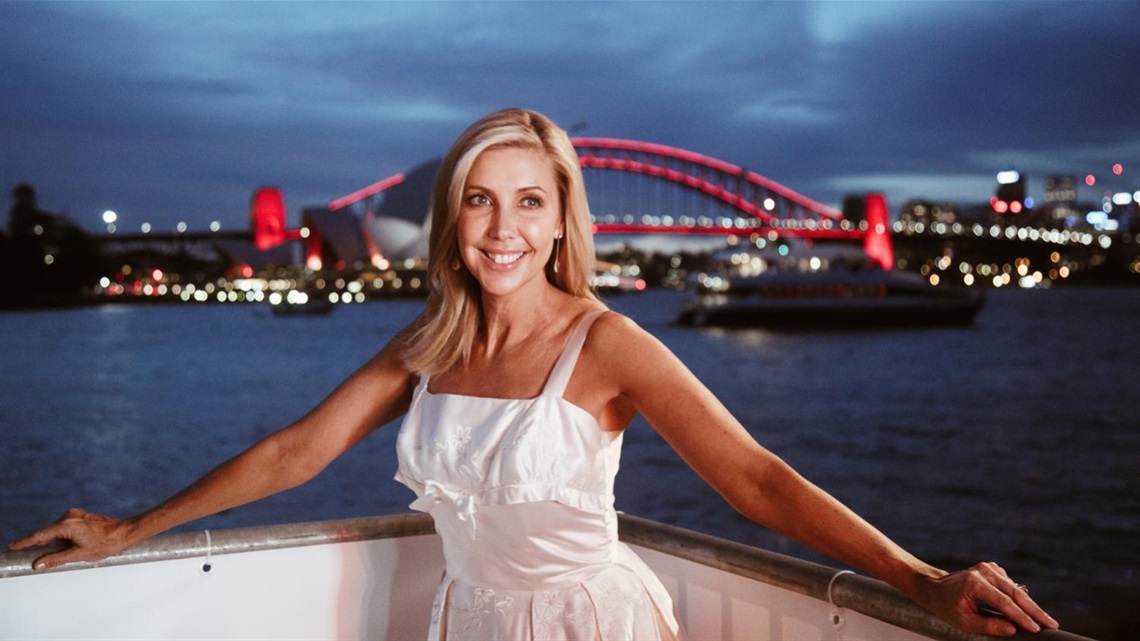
[996,170,1020,184]
[102,210,117,224]
[1112,163,1123,176]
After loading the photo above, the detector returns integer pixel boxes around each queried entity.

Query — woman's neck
[479,283,566,358]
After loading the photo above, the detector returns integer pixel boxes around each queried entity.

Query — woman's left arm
[590,314,1058,636]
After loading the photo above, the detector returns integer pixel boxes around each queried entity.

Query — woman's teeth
[488,252,524,265]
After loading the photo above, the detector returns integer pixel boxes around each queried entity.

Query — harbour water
[1,287,1136,638]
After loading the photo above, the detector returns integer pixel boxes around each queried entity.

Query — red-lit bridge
[324,137,893,268]
[330,138,874,236]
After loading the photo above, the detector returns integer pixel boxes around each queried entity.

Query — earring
[450,257,461,271]
[553,236,561,274]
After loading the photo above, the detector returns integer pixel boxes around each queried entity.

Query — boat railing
[617,514,1090,641]
[1,513,1093,641]
[0,512,435,580]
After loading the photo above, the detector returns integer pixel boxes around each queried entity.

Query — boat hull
[270,298,334,315]
[678,292,985,329]
[677,269,986,330]
[0,513,1090,641]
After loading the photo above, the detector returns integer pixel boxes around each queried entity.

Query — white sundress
[395,310,680,640]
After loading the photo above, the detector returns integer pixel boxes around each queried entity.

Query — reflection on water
[1,288,1136,637]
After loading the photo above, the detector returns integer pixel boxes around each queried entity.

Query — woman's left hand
[913,562,1059,636]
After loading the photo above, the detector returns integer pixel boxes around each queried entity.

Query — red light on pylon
[1113,163,1124,176]
[862,193,894,270]
[251,187,287,250]
[1085,174,1096,187]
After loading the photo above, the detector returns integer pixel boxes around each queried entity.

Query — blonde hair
[403,108,600,375]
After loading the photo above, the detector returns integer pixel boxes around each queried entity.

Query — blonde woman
[12,108,1057,639]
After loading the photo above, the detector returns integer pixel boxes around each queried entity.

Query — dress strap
[543,309,607,397]
[413,373,430,396]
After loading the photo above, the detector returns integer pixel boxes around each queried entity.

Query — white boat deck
[0,513,1092,641]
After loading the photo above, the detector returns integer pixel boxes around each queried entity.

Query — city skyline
[2,1,1138,234]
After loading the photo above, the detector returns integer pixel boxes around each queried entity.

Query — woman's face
[456,146,563,299]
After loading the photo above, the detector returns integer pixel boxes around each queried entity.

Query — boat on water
[268,289,334,316]
[0,513,1090,640]
[677,243,985,329]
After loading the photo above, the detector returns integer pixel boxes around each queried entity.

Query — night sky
[2,1,1138,234]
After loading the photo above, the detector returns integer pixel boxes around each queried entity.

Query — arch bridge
[319,137,894,268]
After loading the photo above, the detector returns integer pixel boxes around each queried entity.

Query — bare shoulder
[584,309,680,383]
[588,308,652,347]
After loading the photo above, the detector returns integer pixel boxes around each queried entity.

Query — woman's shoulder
[587,306,637,335]
[583,307,667,364]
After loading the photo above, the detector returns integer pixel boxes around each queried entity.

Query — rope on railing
[827,569,856,628]
[199,530,213,575]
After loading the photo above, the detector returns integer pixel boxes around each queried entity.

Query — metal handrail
[0,513,434,578]
[1,512,1094,641]
[616,514,1094,641]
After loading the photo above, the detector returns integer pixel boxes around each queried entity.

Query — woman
[11,108,1057,639]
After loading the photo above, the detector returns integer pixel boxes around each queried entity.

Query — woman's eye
[466,194,490,206]
[521,196,543,208]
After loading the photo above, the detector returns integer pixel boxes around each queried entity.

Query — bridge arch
[572,137,842,226]
[327,137,870,243]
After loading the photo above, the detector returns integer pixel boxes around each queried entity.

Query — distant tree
[4,183,102,307]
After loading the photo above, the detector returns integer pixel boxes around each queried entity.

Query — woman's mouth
[484,250,525,266]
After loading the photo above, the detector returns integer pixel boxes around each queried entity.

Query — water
[1,288,1137,637]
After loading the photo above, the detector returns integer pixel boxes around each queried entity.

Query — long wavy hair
[403,108,600,375]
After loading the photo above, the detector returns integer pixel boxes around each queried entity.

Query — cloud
[1,1,1136,231]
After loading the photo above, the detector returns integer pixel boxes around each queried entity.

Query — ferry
[0,513,1091,640]
[268,289,334,316]
[676,243,985,329]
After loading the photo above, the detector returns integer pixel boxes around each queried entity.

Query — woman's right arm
[8,328,419,571]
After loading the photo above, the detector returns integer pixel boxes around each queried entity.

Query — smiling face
[456,146,564,299]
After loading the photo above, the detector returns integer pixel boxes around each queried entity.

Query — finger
[9,508,92,550]
[966,611,1018,637]
[1012,585,1061,630]
[995,574,1059,630]
[8,525,65,551]
[977,561,1009,582]
[32,546,88,572]
[975,581,1042,634]
[973,563,1059,632]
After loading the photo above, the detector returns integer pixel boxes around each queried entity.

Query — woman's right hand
[8,507,133,571]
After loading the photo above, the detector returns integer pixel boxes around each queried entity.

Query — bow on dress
[410,480,480,537]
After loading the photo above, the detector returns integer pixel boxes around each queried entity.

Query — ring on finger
[1014,583,1029,595]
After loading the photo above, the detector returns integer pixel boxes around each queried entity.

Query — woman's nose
[488,207,518,239]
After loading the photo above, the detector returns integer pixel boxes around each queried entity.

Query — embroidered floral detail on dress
[458,587,516,634]
[431,424,472,457]
[431,424,487,480]
[532,590,567,641]
[590,570,645,640]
